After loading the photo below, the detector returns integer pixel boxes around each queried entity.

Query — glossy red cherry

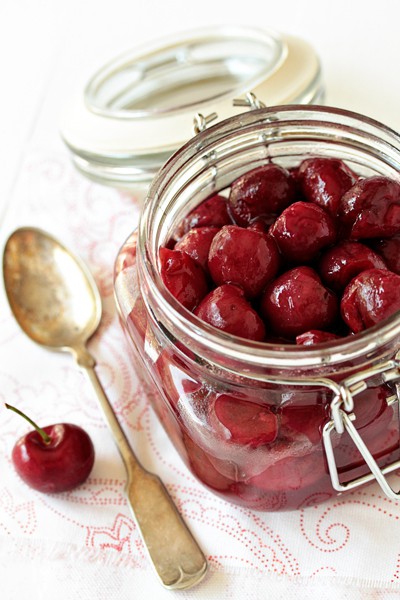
[6,404,94,493]
[261,266,338,338]
[318,240,387,292]
[297,157,358,217]
[159,247,208,311]
[295,330,341,345]
[341,268,400,333]
[194,284,266,341]
[174,226,219,271]
[213,394,278,448]
[372,235,400,274]
[175,194,231,238]
[269,201,337,263]
[228,164,296,226]
[208,225,279,297]
[339,176,400,239]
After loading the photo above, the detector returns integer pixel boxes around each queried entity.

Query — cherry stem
[5,403,51,444]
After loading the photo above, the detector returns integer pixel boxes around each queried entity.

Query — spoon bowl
[3,227,101,350]
[3,226,207,590]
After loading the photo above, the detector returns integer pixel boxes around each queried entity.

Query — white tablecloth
[1,2,400,598]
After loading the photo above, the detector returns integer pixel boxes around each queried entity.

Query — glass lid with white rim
[60,26,324,186]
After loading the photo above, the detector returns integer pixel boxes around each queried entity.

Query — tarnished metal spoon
[3,226,207,590]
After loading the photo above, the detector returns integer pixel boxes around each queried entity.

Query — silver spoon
[3,226,208,590]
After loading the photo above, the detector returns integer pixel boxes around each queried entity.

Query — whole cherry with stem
[5,403,95,493]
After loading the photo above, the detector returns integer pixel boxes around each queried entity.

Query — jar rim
[139,104,400,371]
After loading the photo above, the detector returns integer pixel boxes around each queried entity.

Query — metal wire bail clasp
[323,357,400,500]
[233,92,266,110]
[193,112,218,135]
[192,91,265,136]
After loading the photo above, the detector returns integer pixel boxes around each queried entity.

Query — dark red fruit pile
[160,158,400,344]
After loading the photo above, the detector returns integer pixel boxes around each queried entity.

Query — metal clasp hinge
[323,359,400,500]
[193,112,218,135]
[192,92,266,135]
[233,92,266,110]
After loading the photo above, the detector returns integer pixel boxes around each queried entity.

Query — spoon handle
[74,347,208,590]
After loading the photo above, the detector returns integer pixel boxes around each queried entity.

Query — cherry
[318,240,387,292]
[341,268,400,333]
[228,164,296,226]
[296,157,358,217]
[159,247,208,311]
[295,330,341,345]
[339,176,400,239]
[194,284,266,341]
[261,266,338,338]
[174,226,219,271]
[249,448,326,491]
[247,217,276,233]
[6,403,94,493]
[280,400,329,445]
[351,384,393,431]
[182,431,232,491]
[208,225,279,298]
[269,201,337,263]
[175,194,231,239]
[213,394,278,448]
[372,235,400,274]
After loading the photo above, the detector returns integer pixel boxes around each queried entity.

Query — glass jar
[114,105,400,511]
[60,26,323,188]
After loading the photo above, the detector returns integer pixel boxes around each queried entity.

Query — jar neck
[138,105,400,380]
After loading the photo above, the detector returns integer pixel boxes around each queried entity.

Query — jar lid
[60,26,324,186]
